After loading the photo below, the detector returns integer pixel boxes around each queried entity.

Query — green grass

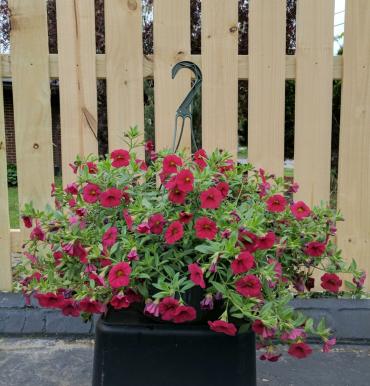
[8,185,19,228]
[8,176,62,229]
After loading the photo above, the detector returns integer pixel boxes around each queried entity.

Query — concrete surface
[0,338,369,386]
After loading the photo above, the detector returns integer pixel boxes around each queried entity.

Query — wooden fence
[0,0,369,291]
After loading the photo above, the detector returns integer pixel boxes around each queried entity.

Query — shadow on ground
[0,338,369,386]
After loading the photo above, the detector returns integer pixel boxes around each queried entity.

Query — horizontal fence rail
[0,0,369,291]
[0,54,345,80]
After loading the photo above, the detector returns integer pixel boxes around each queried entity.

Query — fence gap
[284,80,295,180]
[0,60,12,290]
[238,80,248,162]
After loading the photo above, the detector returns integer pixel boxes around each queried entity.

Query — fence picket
[294,0,334,206]
[337,0,370,290]
[154,0,191,152]
[0,60,11,291]
[105,0,144,156]
[56,0,98,183]
[201,0,238,157]
[9,0,54,220]
[248,0,286,177]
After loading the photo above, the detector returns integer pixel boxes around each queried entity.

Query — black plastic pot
[92,308,257,386]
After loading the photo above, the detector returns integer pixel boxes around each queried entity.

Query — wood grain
[294,0,334,206]
[201,0,238,157]
[105,0,144,155]
[248,0,286,176]
[153,0,191,152]
[337,0,370,290]
[56,0,98,183]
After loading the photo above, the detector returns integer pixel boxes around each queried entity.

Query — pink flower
[108,262,131,288]
[291,201,311,220]
[323,338,336,353]
[100,188,123,208]
[176,169,194,193]
[89,272,106,287]
[135,159,148,171]
[200,187,223,209]
[163,154,182,174]
[30,225,45,241]
[123,209,133,231]
[67,241,88,264]
[168,187,187,205]
[321,273,342,293]
[238,229,259,252]
[148,213,166,235]
[102,227,118,248]
[144,300,160,317]
[164,221,184,244]
[68,199,77,208]
[34,292,64,308]
[188,263,205,288]
[281,328,306,342]
[61,300,80,317]
[145,140,155,152]
[259,352,282,362]
[127,249,139,261]
[231,251,254,275]
[159,297,180,321]
[257,231,275,250]
[173,305,196,323]
[64,182,78,195]
[200,294,214,310]
[251,320,275,339]
[195,217,217,240]
[69,163,78,174]
[86,161,98,174]
[353,272,366,289]
[218,159,234,173]
[178,211,193,224]
[137,222,150,234]
[193,149,207,170]
[111,149,130,167]
[288,182,299,194]
[22,216,32,228]
[266,194,287,213]
[216,182,229,198]
[221,229,231,239]
[110,294,130,310]
[288,342,313,359]
[235,275,262,298]
[83,183,101,203]
[304,241,326,257]
[79,297,105,314]
[208,320,237,336]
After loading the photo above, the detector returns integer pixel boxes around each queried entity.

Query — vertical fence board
[202,0,238,157]
[248,0,286,176]
[154,0,191,152]
[105,0,144,156]
[0,63,12,290]
[56,0,98,183]
[294,0,334,206]
[337,1,370,290]
[9,0,54,217]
